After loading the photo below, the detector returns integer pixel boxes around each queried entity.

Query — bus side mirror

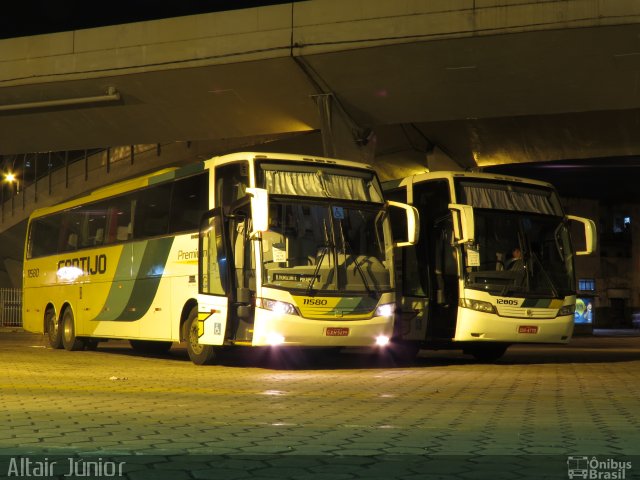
[387,201,419,247]
[567,215,597,255]
[246,187,269,235]
[449,204,475,244]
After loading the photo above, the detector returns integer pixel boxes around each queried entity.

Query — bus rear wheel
[62,309,84,351]
[46,309,63,349]
[185,307,216,365]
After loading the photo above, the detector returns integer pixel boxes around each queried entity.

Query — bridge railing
[0,142,205,233]
[0,288,22,327]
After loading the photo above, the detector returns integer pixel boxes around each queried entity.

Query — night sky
[485,157,640,204]
[1,1,295,39]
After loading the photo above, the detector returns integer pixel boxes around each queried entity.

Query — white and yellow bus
[384,171,596,361]
[23,152,417,364]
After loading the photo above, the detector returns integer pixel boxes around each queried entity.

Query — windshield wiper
[307,219,331,294]
[530,251,560,298]
[337,219,376,295]
[307,245,329,294]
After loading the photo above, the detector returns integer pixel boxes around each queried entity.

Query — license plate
[518,325,538,334]
[326,327,349,336]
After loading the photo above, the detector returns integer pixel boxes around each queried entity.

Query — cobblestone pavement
[0,329,639,479]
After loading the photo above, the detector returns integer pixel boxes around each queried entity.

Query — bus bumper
[454,309,574,343]
[251,313,395,347]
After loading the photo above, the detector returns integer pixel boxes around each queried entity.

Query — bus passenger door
[412,179,459,342]
[428,216,458,340]
[196,209,233,346]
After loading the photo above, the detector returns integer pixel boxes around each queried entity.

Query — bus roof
[205,151,377,172]
[28,152,377,220]
[384,170,556,191]
[27,166,186,220]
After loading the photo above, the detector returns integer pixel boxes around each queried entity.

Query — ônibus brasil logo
[567,456,632,479]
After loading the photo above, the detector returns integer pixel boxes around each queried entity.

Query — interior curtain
[264,170,379,201]
[463,185,558,215]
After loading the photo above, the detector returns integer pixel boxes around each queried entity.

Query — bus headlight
[460,298,497,314]
[375,303,395,317]
[266,333,285,346]
[256,298,299,316]
[557,304,576,316]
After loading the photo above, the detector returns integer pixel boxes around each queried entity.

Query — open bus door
[186,207,233,364]
[426,204,475,342]
[189,189,269,365]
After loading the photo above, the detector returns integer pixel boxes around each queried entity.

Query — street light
[4,172,19,193]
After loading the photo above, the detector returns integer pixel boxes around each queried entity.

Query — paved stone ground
[0,329,639,479]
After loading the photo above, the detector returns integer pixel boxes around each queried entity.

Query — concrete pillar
[312,92,376,164]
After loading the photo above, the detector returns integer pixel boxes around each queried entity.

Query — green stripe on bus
[522,298,551,308]
[335,296,377,312]
[94,244,140,321]
[174,161,204,179]
[94,238,174,322]
[148,162,204,186]
[148,170,177,185]
[119,237,175,321]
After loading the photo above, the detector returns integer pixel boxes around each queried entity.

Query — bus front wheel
[467,343,509,362]
[46,309,63,349]
[62,309,84,351]
[185,307,216,365]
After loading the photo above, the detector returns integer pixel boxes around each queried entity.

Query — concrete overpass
[3,0,640,163]
[1,0,640,286]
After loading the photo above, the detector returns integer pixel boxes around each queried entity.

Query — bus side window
[168,172,208,233]
[214,162,249,207]
[60,210,84,252]
[106,196,133,244]
[134,183,171,238]
[82,201,108,247]
[29,215,60,258]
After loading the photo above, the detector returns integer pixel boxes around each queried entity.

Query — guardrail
[0,141,209,233]
[0,288,22,327]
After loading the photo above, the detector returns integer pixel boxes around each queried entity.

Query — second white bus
[384,171,596,361]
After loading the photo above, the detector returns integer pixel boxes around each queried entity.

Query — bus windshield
[261,200,392,294]
[463,210,575,298]
[454,178,574,298]
[257,161,384,203]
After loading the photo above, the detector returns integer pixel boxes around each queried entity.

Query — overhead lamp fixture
[0,87,121,112]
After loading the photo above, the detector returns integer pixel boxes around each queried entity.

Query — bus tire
[468,343,508,362]
[129,340,173,355]
[61,309,84,351]
[185,307,216,365]
[46,309,63,349]
[389,341,421,364]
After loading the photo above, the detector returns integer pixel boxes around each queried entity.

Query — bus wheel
[186,307,216,365]
[389,341,421,364]
[61,309,84,351]
[130,340,173,355]
[468,344,508,362]
[46,309,63,349]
